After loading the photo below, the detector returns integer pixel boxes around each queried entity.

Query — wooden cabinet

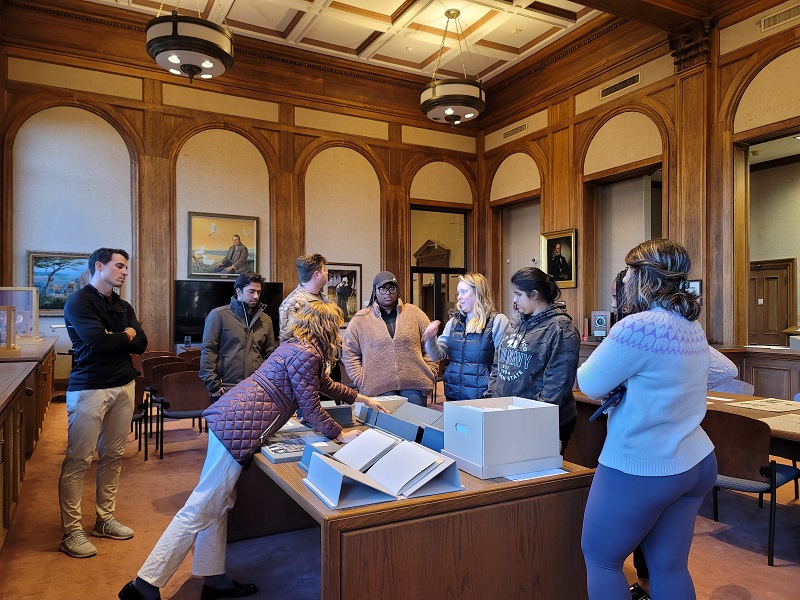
[0,362,35,550]
[0,338,57,456]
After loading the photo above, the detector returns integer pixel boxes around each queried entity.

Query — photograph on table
[188,212,258,279]
[326,263,361,323]
[27,251,91,316]
[540,228,576,289]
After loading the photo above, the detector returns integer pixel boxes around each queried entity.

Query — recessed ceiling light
[465,113,475,119]
[796,135,800,140]
[168,55,181,64]
[201,60,214,69]
[445,108,455,115]
[169,68,182,75]
[406,46,413,52]
[512,28,522,35]
[454,120,461,125]
[200,74,213,79]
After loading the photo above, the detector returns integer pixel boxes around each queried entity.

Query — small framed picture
[687,279,702,300]
[188,212,258,278]
[326,263,362,322]
[27,251,92,316]
[540,228,576,289]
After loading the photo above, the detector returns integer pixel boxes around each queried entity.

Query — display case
[0,287,42,344]
[0,305,21,355]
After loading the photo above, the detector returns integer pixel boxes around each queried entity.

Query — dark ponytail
[511,267,561,304]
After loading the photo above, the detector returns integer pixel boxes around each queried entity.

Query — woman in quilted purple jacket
[120,301,387,600]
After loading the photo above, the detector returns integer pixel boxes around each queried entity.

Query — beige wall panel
[584,112,662,175]
[597,176,650,310]
[750,162,800,321]
[490,152,541,201]
[295,108,388,140]
[575,54,674,115]
[305,147,381,302]
[402,126,476,154]
[176,129,270,279]
[485,110,548,152]
[501,200,541,316]
[7,57,142,100]
[410,162,472,203]
[734,47,800,134]
[163,84,279,122]
[12,106,133,379]
[720,1,800,55]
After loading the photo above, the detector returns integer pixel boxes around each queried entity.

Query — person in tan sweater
[342,271,437,406]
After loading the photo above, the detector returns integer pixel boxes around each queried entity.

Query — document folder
[302,453,396,510]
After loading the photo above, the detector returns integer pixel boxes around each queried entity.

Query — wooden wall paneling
[673,66,710,329]
[139,94,172,351]
[547,127,573,232]
[384,147,408,293]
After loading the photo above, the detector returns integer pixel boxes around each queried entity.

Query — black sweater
[64,284,148,391]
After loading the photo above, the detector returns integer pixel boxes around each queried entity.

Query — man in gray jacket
[200,272,275,397]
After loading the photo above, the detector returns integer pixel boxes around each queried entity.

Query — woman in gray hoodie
[486,267,580,453]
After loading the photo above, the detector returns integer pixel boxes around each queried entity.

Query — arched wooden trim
[402,154,478,202]
[1,97,143,290]
[483,144,548,202]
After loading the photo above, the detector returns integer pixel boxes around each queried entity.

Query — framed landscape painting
[27,251,91,316]
[189,212,258,278]
[326,263,361,322]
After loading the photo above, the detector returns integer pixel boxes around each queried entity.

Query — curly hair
[458,272,497,334]
[281,300,344,364]
[622,239,701,321]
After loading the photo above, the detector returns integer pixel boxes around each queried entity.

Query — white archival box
[442,396,562,479]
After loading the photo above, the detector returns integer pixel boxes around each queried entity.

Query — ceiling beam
[578,0,710,31]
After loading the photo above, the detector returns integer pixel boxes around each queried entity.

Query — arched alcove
[734,46,800,134]
[410,161,472,203]
[305,146,381,301]
[176,129,270,279]
[583,111,662,176]
[12,105,133,379]
[490,152,541,201]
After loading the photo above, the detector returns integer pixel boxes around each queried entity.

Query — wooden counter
[253,454,593,600]
[0,337,56,455]
[0,362,36,549]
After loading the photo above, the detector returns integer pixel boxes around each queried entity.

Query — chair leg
[712,486,719,522]
[768,462,777,566]
[794,460,799,500]
[759,492,763,508]
[159,411,165,460]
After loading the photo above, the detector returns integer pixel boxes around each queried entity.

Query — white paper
[504,468,567,481]
[332,428,398,471]
[731,398,800,412]
[366,441,440,496]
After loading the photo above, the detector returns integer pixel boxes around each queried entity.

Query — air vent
[502,123,528,140]
[762,4,800,31]
[601,74,640,98]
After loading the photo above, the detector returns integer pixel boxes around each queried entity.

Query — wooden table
[253,453,593,600]
[705,392,800,460]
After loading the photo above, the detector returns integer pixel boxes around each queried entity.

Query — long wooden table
[252,453,593,600]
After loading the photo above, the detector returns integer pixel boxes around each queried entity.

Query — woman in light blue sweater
[578,239,717,600]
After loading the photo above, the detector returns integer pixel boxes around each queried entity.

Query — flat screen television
[174,280,284,345]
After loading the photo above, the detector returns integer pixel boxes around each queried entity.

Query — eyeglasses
[377,284,398,294]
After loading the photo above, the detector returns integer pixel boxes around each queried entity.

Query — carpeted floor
[0,400,798,599]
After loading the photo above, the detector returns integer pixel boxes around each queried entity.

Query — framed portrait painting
[27,251,91,315]
[540,228,576,289]
[189,212,258,278]
[326,263,362,323]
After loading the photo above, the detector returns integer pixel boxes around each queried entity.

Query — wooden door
[749,259,793,346]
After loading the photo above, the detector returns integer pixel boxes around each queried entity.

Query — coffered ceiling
[83,0,599,81]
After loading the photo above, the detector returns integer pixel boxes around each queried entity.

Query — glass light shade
[420,79,486,124]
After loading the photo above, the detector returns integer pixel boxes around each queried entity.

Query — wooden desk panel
[254,454,593,600]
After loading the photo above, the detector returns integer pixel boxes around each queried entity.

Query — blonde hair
[623,239,701,321]
[458,272,496,334]
[281,301,344,364]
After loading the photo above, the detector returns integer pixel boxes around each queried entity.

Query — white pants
[138,433,243,588]
[59,380,136,534]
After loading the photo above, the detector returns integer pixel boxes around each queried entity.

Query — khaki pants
[58,380,136,534]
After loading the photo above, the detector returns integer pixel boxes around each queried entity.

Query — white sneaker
[91,517,134,540]
[59,530,98,558]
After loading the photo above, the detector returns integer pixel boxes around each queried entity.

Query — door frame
[749,258,796,346]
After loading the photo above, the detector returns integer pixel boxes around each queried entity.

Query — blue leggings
[581,452,716,600]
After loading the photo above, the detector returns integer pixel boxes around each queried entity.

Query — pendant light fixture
[420,9,486,125]
[145,1,234,83]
